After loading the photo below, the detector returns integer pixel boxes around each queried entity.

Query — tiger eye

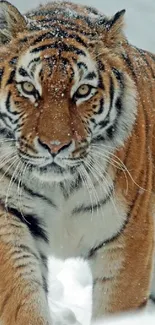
[21,82,35,94]
[76,84,91,97]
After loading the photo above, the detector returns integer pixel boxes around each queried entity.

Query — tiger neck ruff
[0,1,155,324]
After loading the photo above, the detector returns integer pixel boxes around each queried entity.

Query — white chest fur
[0,172,128,260]
[30,180,128,259]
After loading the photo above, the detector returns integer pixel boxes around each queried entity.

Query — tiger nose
[39,139,72,154]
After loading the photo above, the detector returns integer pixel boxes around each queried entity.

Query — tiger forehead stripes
[0,7,136,177]
[0,1,155,324]
[15,48,99,148]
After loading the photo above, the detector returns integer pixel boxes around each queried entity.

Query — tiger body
[0,1,155,324]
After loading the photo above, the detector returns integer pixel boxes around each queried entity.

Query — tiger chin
[0,0,155,324]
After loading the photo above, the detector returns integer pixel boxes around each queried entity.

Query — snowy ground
[9,0,155,324]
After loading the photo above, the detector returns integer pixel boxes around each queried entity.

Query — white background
[10,0,155,52]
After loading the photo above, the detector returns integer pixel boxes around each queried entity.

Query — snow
[48,258,92,325]
[9,0,155,324]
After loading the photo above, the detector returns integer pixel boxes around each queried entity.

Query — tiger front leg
[89,230,154,319]
[0,209,51,325]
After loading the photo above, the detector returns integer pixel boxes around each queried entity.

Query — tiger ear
[0,0,27,44]
[98,10,126,49]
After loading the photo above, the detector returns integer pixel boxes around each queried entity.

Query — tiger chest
[33,185,128,260]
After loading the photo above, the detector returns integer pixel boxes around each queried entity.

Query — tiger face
[0,1,137,183]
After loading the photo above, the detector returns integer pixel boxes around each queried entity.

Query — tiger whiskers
[84,155,118,218]
[0,150,17,169]
[17,161,31,224]
[87,154,119,218]
[90,147,129,195]
[82,163,101,217]
[83,159,105,218]
[91,143,146,192]
[0,152,18,174]
[0,155,20,215]
[4,158,21,214]
[0,138,15,144]
[78,164,95,216]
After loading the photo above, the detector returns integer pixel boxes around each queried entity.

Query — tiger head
[0,1,137,183]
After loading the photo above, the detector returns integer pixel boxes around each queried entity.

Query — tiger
[0,0,155,324]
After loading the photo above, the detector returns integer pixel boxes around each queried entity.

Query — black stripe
[6,70,15,85]
[106,97,123,140]
[93,134,106,142]
[31,9,96,28]
[77,62,87,70]
[0,111,12,128]
[42,275,48,293]
[121,52,137,79]
[37,18,97,37]
[97,17,108,26]
[27,57,41,68]
[23,186,57,209]
[85,72,97,80]
[31,32,53,46]
[59,182,69,199]
[72,187,113,215]
[0,158,57,209]
[107,10,125,30]
[93,276,114,286]
[31,42,86,56]
[111,69,124,115]
[31,30,87,48]
[106,124,116,139]
[6,206,49,243]
[5,91,12,112]
[87,190,141,259]
[90,118,97,126]
[112,67,124,88]
[110,76,114,109]
[5,91,19,115]
[9,57,18,65]
[40,253,47,268]
[0,67,4,85]
[97,98,104,114]
[97,60,105,71]
[99,117,110,129]
[18,244,39,260]
[28,216,48,242]
[0,128,14,139]
[37,17,77,27]
[29,25,42,32]
[18,67,30,78]
[69,174,83,195]
[115,96,123,115]
[98,72,104,90]
[27,9,55,17]
[19,36,30,44]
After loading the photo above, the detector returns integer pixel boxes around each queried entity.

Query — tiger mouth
[18,150,82,171]
[34,161,79,178]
